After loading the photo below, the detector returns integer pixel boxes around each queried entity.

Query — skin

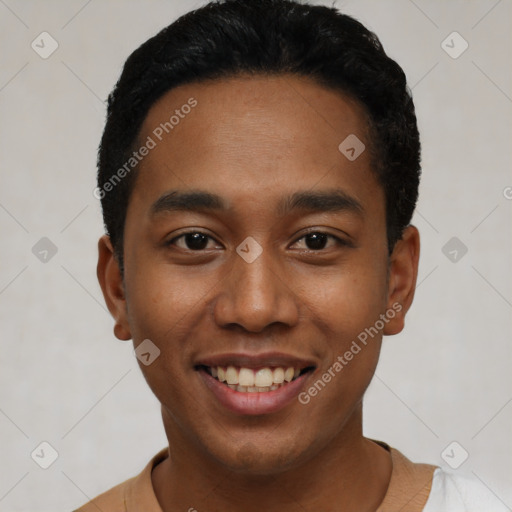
[97,74,420,512]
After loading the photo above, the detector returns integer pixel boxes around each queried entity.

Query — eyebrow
[150,189,364,217]
[277,189,364,217]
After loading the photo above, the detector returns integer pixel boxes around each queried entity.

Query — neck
[152,404,392,512]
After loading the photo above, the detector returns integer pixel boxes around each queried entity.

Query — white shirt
[424,468,510,511]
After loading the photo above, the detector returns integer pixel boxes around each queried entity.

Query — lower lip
[198,369,312,415]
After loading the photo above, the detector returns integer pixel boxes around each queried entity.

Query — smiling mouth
[196,364,315,393]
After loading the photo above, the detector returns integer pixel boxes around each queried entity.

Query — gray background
[0,0,511,510]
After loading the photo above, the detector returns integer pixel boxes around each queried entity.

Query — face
[98,74,419,475]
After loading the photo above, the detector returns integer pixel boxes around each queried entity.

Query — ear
[383,225,420,336]
[97,235,132,341]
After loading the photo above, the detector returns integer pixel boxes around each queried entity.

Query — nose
[213,245,300,333]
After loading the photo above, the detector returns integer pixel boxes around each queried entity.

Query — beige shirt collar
[75,444,436,512]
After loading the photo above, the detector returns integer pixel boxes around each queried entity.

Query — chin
[206,435,315,477]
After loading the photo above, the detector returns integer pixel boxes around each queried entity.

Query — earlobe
[97,235,132,341]
[383,225,420,336]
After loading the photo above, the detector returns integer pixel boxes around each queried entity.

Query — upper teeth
[212,366,300,387]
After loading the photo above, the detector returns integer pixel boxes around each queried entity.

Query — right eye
[166,231,221,251]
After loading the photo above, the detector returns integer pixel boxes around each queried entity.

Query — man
[78,0,506,510]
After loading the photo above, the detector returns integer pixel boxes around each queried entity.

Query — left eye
[292,232,342,251]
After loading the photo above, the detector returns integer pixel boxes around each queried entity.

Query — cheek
[123,270,205,408]
[312,261,388,337]
[301,259,388,396]
[123,261,223,400]
[124,260,217,343]
[300,276,385,423]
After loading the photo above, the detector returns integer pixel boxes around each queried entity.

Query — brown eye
[293,232,344,251]
[169,232,217,251]
[304,233,329,250]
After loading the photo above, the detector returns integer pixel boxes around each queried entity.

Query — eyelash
[166,230,349,252]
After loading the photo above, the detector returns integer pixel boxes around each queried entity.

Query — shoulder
[423,468,509,511]
[72,477,132,511]
[72,447,168,512]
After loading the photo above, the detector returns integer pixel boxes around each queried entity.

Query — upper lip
[194,351,317,370]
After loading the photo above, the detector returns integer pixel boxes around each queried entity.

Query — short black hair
[97,0,421,271]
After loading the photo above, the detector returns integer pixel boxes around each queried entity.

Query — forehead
[131,74,380,213]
